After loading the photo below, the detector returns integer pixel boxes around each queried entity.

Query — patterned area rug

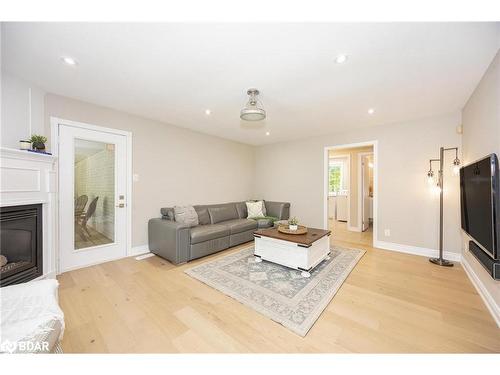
[185,245,365,337]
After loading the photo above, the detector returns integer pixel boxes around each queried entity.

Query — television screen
[460,154,499,259]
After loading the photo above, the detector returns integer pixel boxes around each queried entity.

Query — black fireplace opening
[0,204,43,286]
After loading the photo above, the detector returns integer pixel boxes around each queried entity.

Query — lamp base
[429,257,454,267]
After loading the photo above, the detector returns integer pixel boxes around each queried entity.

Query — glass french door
[58,123,128,272]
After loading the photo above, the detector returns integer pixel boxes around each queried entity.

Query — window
[329,160,344,194]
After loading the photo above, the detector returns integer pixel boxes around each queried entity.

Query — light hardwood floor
[329,219,373,246]
[57,226,500,353]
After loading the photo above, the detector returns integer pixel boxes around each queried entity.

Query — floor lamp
[427,146,461,267]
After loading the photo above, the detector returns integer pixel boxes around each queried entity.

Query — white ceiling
[2,23,499,145]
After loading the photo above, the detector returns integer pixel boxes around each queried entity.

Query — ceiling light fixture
[335,54,348,64]
[61,56,78,66]
[240,88,266,121]
[205,109,212,115]
[265,131,270,136]
[368,108,375,115]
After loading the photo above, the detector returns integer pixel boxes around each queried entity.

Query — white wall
[254,112,463,254]
[44,94,255,248]
[1,71,45,147]
[0,70,467,259]
[1,70,256,249]
[461,49,500,325]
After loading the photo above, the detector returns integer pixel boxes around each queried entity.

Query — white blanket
[0,279,65,348]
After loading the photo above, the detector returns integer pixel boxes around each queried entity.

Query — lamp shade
[240,88,266,121]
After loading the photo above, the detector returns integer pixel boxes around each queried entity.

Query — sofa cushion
[208,205,239,224]
[194,207,211,225]
[222,218,258,235]
[174,205,199,226]
[256,218,274,228]
[235,202,248,219]
[190,224,230,244]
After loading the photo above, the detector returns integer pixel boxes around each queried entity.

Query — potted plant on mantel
[288,217,299,231]
[29,134,47,152]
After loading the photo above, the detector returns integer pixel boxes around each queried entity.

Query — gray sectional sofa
[148,201,290,264]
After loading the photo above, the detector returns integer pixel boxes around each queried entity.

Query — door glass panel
[74,138,115,250]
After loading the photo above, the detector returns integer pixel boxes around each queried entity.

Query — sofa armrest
[264,201,290,220]
[148,218,190,264]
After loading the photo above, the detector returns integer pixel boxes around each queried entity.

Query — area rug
[185,245,365,337]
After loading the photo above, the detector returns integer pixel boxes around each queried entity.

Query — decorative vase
[19,140,31,150]
[289,224,298,231]
[32,142,46,151]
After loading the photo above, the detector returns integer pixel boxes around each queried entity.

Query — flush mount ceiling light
[61,56,78,66]
[240,88,266,121]
[335,54,348,64]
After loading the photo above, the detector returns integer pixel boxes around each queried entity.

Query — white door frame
[50,117,133,274]
[323,140,378,247]
[357,151,374,231]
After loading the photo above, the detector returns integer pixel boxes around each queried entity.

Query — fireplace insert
[0,204,43,286]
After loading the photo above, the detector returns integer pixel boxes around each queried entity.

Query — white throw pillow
[246,201,265,219]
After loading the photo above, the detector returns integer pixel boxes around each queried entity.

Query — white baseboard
[33,271,57,281]
[374,240,462,262]
[135,253,155,260]
[461,256,500,328]
[129,244,150,257]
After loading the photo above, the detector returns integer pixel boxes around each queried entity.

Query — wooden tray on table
[277,225,308,235]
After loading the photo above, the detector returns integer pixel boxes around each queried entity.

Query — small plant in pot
[30,134,47,152]
[288,217,299,231]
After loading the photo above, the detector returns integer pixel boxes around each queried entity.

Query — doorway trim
[323,140,378,247]
[357,151,374,231]
[50,117,133,274]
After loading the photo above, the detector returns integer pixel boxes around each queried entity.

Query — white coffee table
[253,227,331,277]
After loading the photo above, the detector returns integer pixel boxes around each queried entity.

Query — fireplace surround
[0,147,57,282]
[0,204,43,286]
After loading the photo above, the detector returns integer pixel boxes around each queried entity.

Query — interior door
[59,123,128,272]
[361,154,371,232]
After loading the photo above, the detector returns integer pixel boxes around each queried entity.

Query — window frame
[328,159,345,195]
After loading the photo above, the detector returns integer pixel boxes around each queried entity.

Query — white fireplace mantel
[0,147,58,279]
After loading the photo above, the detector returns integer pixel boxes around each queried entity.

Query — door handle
[116,203,125,208]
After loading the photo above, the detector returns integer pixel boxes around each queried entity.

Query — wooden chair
[76,196,99,240]
[74,195,88,217]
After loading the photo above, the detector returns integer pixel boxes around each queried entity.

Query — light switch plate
[133,173,139,182]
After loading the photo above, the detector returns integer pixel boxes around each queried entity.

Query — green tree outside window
[329,164,342,193]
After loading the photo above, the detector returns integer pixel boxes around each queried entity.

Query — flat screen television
[460,154,499,260]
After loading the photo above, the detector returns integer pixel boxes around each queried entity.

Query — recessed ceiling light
[368,108,375,115]
[265,131,270,136]
[205,109,212,115]
[335,54,348,64]
[61,56,78,66]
